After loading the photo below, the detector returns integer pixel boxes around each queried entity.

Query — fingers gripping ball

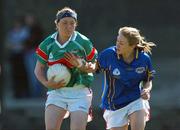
[47,64,71,86]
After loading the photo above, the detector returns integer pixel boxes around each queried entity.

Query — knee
[71,125,86,130]
[131,123,145,130]
[46,126,59,130]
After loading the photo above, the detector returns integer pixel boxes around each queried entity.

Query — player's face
[56,17,77,37]
[116,32,133,55]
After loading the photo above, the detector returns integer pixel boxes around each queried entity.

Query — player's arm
[64,52,97,73]
[78,59,97,73]
[143,80,152,92]
[34,61,65,89]
[141,80,152,100]
[141,54,155,100]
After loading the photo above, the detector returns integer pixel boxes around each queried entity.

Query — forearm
[143,80,152,92]
[34,62,48,87]
[64,52,97,73]
[140,80,152,100]
[77,60,97,73]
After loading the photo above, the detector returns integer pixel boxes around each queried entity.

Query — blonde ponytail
[137,37,156,54]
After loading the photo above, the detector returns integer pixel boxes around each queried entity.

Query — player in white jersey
[34,7,97,130]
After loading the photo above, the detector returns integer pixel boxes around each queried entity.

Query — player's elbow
[34,67,38,78]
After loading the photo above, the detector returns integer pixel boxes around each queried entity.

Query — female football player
[34,7,97,130]
[66,26,156,130]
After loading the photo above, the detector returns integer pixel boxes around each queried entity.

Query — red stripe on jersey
[48,58,73,68]
[86,47,96,61]
[36,48,48,61]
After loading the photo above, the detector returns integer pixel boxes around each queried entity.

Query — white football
[47,64,71,86]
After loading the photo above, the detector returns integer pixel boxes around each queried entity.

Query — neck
[58,33,71,45]
[122,50,135,64]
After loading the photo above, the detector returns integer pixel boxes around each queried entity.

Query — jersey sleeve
[83,39,98,62]
[35,39,49,65]
[97,49,109,70]
[145,54,156,81]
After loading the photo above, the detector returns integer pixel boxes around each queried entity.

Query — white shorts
[45,84,93,122]
[103,98,150,129]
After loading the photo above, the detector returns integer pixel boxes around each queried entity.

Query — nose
[67,23,73,30]
[116,41,120,48]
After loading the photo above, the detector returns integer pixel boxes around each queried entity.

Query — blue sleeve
[145,55,156,81]
[97,49,109,70]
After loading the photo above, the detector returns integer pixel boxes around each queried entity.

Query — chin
[67,32,73,36]
[64,33,72,38]
[117,51,121,55]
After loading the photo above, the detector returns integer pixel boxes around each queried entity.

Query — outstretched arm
[64,52,98,73]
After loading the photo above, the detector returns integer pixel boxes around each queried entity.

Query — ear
[75,21,78,27]
[54,20,59,29]
[132,44,137,49]
[54,20,57,25]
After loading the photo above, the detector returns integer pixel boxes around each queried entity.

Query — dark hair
[55,7,77,23]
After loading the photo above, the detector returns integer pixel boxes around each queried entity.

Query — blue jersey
[97,46,155,110]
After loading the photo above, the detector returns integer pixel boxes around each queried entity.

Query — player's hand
[64,52,82,68]
[84,62,96,73]
[141,89,151,100]
[45,76,66,89]
[64,52,97,73]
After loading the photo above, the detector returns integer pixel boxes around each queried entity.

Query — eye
[70,21,76,25]
[119,42,124,45]
[62,21,68,25]
[70,22,74,25]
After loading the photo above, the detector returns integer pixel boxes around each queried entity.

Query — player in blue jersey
[66,26,156,130]
[34,7,97,130]
[96,26,156,130]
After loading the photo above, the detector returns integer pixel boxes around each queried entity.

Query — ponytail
[137,37,156,54]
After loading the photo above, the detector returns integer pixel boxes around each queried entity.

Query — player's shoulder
[101,46,116,54]
[99,46,116,58]
[40,32,56,46]
[75,31,91,43]
[138,51,152,61]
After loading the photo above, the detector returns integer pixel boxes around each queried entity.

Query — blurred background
[0,0,180,130]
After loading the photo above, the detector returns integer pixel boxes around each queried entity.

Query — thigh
[68,95,92,114]
[45,104,67,130]
[103,108,128,130]
[110,125,128,130]
[70,110,88,130]
[129,110,146,130]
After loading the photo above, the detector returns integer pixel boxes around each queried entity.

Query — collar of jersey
[51,31,77,48]
[114,46,139,60]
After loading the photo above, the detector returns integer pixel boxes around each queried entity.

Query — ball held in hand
[47,64,71,86]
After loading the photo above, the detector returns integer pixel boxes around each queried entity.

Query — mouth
[65,30,73,36]
[116,47,120,51]
[116,51,120,55]
[66,30,72,33]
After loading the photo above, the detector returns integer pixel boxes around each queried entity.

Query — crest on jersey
[113,68,120,76]
[49,53,53,59]
[135,67,145,74]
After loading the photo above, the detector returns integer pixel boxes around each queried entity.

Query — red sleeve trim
[48,58,73,68]
[36,47,48,61]
[86,47,96,61]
